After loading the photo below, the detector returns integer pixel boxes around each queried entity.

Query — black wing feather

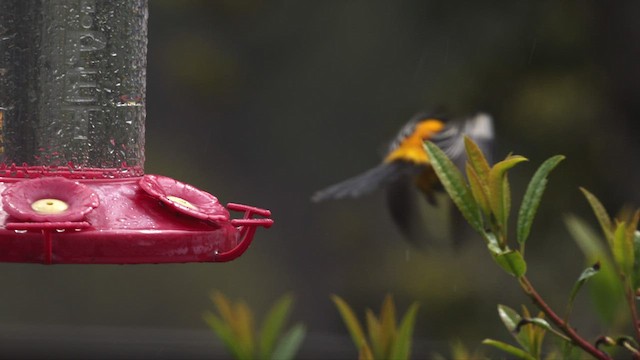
[312,161,423,202]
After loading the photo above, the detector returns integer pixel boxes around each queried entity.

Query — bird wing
[312,161,423,202]
[431,112,494,168]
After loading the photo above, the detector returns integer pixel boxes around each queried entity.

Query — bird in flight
[312,112,494,247]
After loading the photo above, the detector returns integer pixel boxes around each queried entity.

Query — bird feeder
[0,0,272,264]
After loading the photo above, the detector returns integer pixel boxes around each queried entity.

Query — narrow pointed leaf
[529,318,548,360]
[259,294,294,359]
[488,155,528,231]
[566,262,600,322]
[270,324,306,360]
[493,249,527,277]
[203,311,245,360]
[235,301,255,357]
[634,230,640,290]
[517,306,534,352]
[565,214,607,258]
[358,344,375,360]
[450,340,475,360]
[389,302,420,360]
[497,305,530,352]
[211,292,236,329]
[365,309,383,359]
[467,163,491,217]
[626,211,640,250]
[482,339,536,360]
[626,211,639,286]
[503,176,512,232]
[517,155,565,247]
[331,295,368,351]
[464,136,491,182]
[612,221,634,277]
[379,295,397,357]
[580,188,613,243]
[498,304,523,333]
[565,214,625,324]
[425,141,483,233]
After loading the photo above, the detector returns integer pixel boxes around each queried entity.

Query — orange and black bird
[312,112,494,247]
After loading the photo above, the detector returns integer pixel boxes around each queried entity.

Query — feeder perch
[0,1,272,264]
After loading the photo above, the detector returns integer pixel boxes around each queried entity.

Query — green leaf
[560,342,582,360]
[517,317,552,333]
[493,249,527,278]
[467,163,491,217]
[464,136,491,183]
[565,214,608,260]
[235,301,255,358]
[259,294,294,359]
[389,302,420,360]
[211,292,236,330]
[488,155,528,233]
[331,295,369,352]
[625,210,639,249]
[270,324,306,360]
[516,155,565,249]
[359,344,375,360]
[565,262,600,322]
[580,188,613,243]
[482,339,536,360]
[204,311,246,360]
[612,221,634,277]
[424,141,483,233]
[207,292,254,360]
[379,295,397,357]
[626,211,640,287]
[365,309,383,359]
[565,215,626,325]
[449,339,483,360]
[634,230,640,290]
[497,305,530,352]
[516,315,550,358]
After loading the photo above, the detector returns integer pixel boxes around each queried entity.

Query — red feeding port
[0,2,272,264]
[0,173,272,264]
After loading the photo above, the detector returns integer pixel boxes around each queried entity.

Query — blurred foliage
[565,214,627,327]
[426,137,640,359]
[203,291,305,360]
[432,340,485,360]
[331,294,419,360]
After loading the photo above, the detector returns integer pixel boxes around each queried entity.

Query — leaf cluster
[424,137,623,359]
[203,291,306,360]
[331,294,419,360]
[425,137,564,278]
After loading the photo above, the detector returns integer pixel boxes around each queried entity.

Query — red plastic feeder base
[0,169,273,264]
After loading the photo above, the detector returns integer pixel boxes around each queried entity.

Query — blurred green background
[1,0,639,358]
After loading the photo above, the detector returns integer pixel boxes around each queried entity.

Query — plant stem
[625,286,640,346]
[519,276,611,360]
